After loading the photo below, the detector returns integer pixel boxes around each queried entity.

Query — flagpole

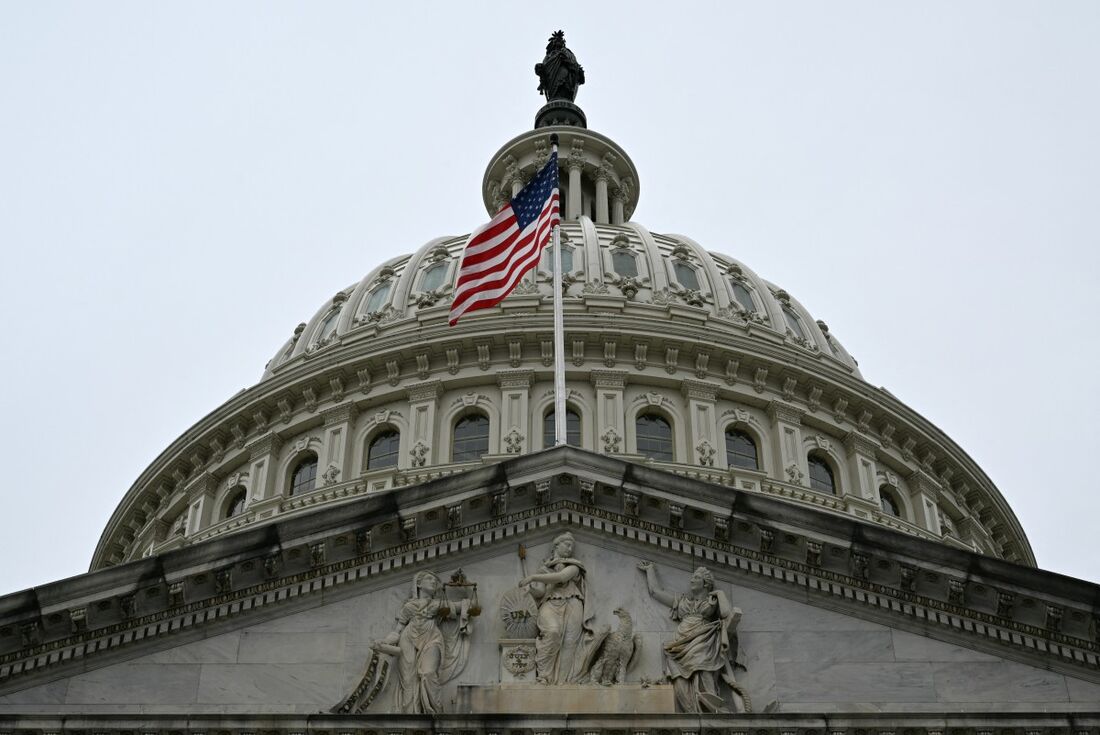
[550,133,567,447]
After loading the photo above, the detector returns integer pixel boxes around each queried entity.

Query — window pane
[673,262,700,291]
[725,429,758,470]
[807,455,835,494]
[453,415,489,461]
[880,492,901,517]
[421,262,447,292]
[225,488,247,519]
[636,414,673,462]
[290,457,318,496]
[365,282,392,313]
[367,429,400,469]
[612,251,638,278]
[544,408,581,448]
[318,310,339,340]
[731,281,755,312]
[547,246,573,273]
[783,306,807,341]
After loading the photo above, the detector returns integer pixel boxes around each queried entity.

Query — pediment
[1,448,1099,717]
[2,532,1099,716]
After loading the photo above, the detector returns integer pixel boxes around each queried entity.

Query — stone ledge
[457,683,675,714]
[0,711,1099,733]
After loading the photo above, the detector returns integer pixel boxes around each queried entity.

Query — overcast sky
[1,2,1097,594]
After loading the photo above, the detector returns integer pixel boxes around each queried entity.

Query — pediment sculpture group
[336,533,747,715]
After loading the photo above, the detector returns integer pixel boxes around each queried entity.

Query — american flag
[449,152,560,326]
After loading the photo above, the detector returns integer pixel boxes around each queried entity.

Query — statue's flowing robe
[394,597,471,714]
[663,594,741,713]
[533,557,595,683]
[538,49,583,101]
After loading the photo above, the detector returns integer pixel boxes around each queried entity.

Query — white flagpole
[550,134,567,447]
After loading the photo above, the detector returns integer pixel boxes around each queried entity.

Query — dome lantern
[484,34,639,222]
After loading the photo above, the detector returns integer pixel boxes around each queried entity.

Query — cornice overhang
[6,449,1098,696]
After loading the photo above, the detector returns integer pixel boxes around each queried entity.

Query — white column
[768,401,807,484]
[595,173,609,224]
[321,403,359,486]
[183,473,216,536]
[406,381,442,467]
[246,432,283,502]
[497,370,532,454]
[611,188,625,225]
[591,370,628,454]
[595,153,616,225]
[908,469,943,534]
[843,432,880,501]
[682,380,718,467]
[567,139,584,220]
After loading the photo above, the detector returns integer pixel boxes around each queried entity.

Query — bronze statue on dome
[536,30,585,103]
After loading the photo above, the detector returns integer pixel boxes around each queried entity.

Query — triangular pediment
[1,448,1099,717]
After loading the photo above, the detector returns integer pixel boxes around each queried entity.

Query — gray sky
[1,2,1097,595]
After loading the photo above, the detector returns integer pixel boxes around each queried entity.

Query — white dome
[91,124,1033,573]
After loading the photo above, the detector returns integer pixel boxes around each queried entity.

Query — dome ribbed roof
[262,221,861,383]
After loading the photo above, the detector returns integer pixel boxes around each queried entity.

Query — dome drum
[91,243,1033,570]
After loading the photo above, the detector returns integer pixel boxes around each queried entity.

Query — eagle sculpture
[585,607,641,685]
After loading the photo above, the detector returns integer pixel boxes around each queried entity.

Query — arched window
[807,453,836,494]
[453,414,489,462]
[289,455,318,496]
[636,413,673,461]
[543,407,581,448]
[367,429,400,470]
[365,282,392,313]
[612,250,638,278]
[782,305,807,341]
[730,280,755,312]
[421,262,448,292]
[725,428,759,470]
[317,309,340,341]
[224,486,247,519]
[673,262,700,291]
[880,489,902,518]
[548,245,574,273]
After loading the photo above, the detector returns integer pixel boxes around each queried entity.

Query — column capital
[906,467,943,499]
[321,402,359,426]
[406,380,443,403]
[247,431,283,459]
[497,369,534,390]
[767,400,804,425]
[680,379,718,402]
[843,430,879,457]
[590,369,628,390]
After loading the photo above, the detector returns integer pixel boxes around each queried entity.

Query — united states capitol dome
[91,43,1034,573]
